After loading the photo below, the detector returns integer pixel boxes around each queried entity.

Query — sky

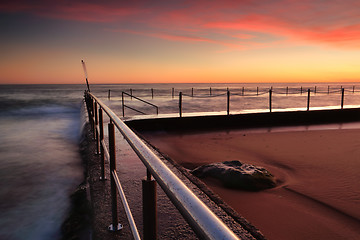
[1,0,360,84]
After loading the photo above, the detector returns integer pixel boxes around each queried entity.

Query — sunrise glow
[1,0,360,84]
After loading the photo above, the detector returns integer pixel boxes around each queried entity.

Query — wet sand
[142,127,360,240]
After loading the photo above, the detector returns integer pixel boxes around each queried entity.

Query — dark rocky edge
[61,124,92,240]
[191,160,276,191]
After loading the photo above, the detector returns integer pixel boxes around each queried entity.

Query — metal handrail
[122,91,159,117]
[88,92,239,240]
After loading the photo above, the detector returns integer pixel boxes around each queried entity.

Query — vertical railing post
[130,89,133,100]
[92,99,96,139]
[179,92,183,117]
[286,86,288,95]
[122,92,125,117]
[328,85,330,94]
[99,108,106,180]
[257,87,259,96]
[94,102,100,155]
[151,88,154,99]
[307,89,311,111]
[300,86,303,95]
[210,87,212,96]
[172,88,174,99]
[108,121,122,231]
[227,90,230,116]
[314,86,317,94]
[269,89,272,112]
[242,87,244,96]
[142,169,157,240]
[108,89,111,100]
[341,88,345,109]
[191,88,194,97]
[353,86,355,93]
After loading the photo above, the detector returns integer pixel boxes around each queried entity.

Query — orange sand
[142,128,360,240]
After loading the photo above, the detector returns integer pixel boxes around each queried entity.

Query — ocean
[1,82,360,239]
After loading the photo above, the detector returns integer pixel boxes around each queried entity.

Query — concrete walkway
[83,123,265,240]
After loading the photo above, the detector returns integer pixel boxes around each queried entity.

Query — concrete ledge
[126,108,360,132]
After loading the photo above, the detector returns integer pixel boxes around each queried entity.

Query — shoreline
[140,126,360,240]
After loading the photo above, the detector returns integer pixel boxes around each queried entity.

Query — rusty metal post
[94,103,100,155]
[179,92,183,117]
[269,89,272,112]
[122,92,125,117]
[108,122,122,231]
[99,108,106,180]
[307,89,311,111]
[227,90,230,116]
[341,88,345,109]
[92,99,96,139]
[142,169,157,240]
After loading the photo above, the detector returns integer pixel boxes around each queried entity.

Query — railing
[121,91,159,117]
[84,91,240,240]
[104,85,357,118]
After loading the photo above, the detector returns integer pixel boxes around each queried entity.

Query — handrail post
[286,86,288,95]
[328,85,330,94]
[353,86,355,93]
[130,89,133,100]
[108,121,122,231]
[142,169,157,240]
[179,92,183,117]
[269,89,272,112]
[122,92,125,117]
[314,86,317,94]
[227,90,230,115]
[151,88,154,99]
[191,87,194,97]
[108,89,111,100]
[257,86,259,96]
[92,99,96,139]
[341,88,345,109]
[94,102,100,155]
[307,89,311,111]
[300,86,303,95]
[242,87,244,96]
[172,88,174,98]
[99,108,106,180]
[210,87,212,96]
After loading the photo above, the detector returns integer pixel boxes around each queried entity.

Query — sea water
[0,85,85,240]
[1,82,360,239]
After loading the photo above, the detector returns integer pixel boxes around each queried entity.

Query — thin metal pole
[122,92,125,117]
[242,87,244,96]
[92,99,96,139]
[341,88,345,109]
[130,89,133,100]
[257,87,259,95]
[142,169,157,240]
[300,86,303,95]
[314,86,317,94]
[94,102,100,155]
[210,87,212,96]
[179,92,182,117]
[328,85,330,94]
[99,108,106,180]
[269,89,272,112]
[353,86,355,93]
[108,122,121,231]
[151,88,154,99]
[227,90,230,116]
[307,89,311,111]
[172,88,174,98]
[191,88,194,97]
[108,89,111,100]
[286,86,288,95]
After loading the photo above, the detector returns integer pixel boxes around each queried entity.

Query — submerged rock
[190,160,276,191]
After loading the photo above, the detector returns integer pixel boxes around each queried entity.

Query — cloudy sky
[1,0,360,84]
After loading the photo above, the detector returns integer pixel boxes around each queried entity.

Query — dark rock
[191,160,276,191]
